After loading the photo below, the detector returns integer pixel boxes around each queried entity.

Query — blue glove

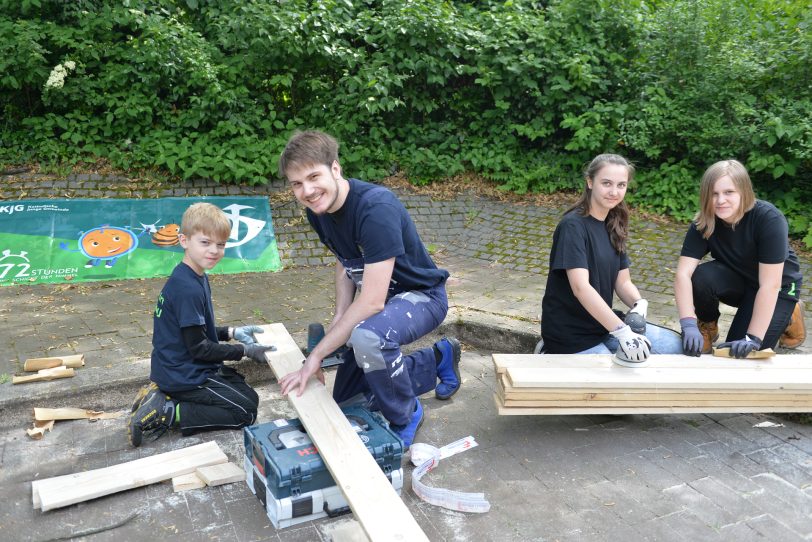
[718,334,762,359]
[679,317,703,357]
[233,325,263,345]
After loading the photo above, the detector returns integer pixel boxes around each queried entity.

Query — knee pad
[348,327,387,372]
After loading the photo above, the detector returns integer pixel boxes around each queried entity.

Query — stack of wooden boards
[494,353,812,415]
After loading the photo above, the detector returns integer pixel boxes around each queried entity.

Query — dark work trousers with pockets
[170,365,259,436]
[692,260,800,349]
[332,284,448,427]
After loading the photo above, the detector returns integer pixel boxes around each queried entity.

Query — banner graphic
[0,196,281,286]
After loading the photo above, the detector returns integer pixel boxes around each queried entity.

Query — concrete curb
[1,316,531,430]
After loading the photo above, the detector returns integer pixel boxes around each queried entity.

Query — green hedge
[1,0,810,245]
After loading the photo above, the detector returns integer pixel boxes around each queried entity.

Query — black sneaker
[128,386,175,447]
[130,382,159,413]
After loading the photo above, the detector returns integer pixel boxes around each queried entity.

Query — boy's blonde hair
[180,202,231,240]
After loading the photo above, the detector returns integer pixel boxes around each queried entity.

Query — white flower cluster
[44,60,77,90]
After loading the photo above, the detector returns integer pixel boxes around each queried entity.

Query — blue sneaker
[392,400,424,450]
[434,337,461,400]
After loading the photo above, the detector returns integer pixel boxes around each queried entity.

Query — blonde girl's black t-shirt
[680,200,802,296]
[541,211,631,354]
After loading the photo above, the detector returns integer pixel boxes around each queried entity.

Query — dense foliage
[1,0,810,244]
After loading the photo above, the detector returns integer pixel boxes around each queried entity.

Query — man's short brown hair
[278,130,339,178]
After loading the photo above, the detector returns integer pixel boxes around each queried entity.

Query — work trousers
[171,366,259,436]
[332,284,448,427]
[692,260,799,349]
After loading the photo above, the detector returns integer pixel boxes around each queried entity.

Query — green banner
[0,196,281,286]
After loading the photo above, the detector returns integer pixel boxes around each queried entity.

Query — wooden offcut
[172,472,206,492]
[494,353,812,415]
[256,323,428,542]
[34,408,123,421]
[13,366,75,385]
[31,441,227,511]
[24,354,85,371]
[196,462,244,486]
[713,347,776,359]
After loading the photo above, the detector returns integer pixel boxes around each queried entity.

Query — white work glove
[610,324,652,362]
[232,325,264,345]
[629,299,648,319]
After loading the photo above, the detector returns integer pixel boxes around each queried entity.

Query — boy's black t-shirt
[151,262,223,392]
[307,178,448,295]
[541,211,631,354]
[680,200,802,295]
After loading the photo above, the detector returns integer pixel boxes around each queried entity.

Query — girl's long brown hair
[566,154,633,254]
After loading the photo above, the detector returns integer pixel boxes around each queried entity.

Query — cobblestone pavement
[0,172,810,541]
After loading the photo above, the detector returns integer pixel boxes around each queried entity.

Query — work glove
[679,317,703,357]
[629,299,648,319]
[610,324,652,362]
[243,343,276,364]
[233,325,264,345]
[718,334,762,359]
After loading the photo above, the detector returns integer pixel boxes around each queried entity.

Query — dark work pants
[692,260,799,349]
[171,366,259,436]
[332,284,448,427]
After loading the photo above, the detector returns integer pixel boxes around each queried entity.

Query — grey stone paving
[0,172,810,541]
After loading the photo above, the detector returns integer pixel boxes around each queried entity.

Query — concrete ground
[0,173,811,541]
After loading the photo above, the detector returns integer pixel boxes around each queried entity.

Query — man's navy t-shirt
[151,262,221,392]
[307,178,448,294]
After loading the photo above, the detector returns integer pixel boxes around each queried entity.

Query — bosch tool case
[243,405,404,528]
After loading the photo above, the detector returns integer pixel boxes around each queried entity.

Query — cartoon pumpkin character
[151,223,180,246]
[59,225,140,268]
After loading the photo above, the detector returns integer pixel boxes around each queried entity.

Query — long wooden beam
[257,324,428,542]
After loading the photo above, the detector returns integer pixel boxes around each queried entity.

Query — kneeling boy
[128,202,273,447]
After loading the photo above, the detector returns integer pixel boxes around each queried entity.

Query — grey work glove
[233,325,264,345]
[610,324,652,362]
[243,343,276,364]
[718,334,762,359]
[679,317,703,357]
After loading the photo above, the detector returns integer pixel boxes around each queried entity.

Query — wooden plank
[24,354,85,371]
[493,353,811,374]
[31,441,227,511]
[172,472,206,492]
[502,397,812,407]
[502,389,812,402]
[13,366,75,385]
[506,367,812,390]
[196,462,245,486]
[494,394,812,415]
[257,324,428,542]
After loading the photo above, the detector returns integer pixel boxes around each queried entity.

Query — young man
[277,130,461,448]
[128,202,274,447]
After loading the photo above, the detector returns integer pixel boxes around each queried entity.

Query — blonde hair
[180,202,231,240]
[694,159,755,238]
[279,130,339,178]
[566,154,634,254]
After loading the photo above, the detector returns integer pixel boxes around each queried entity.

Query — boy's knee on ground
[348,327,387,372]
